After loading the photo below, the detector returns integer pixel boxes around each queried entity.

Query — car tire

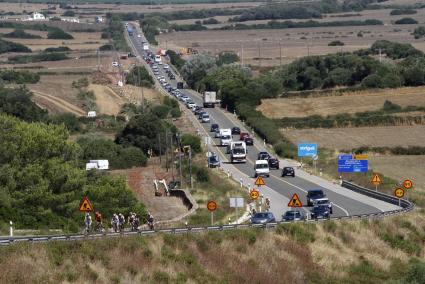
[292,174,295,177]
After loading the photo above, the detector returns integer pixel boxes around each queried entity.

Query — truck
[228,141,247,163]
[219,129,232,147]
[143,42,149,50]
[254,160,270,178]
[127,27,133,36]
[203,91,216,108]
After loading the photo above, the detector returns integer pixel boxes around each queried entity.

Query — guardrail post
[9,221,13,237]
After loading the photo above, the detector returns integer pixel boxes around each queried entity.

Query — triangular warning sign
[371,174,382,185]
[254,176,266,186]
[288,193,303,208]
[79,196,93,212]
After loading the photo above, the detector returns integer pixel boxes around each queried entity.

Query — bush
[405,259,425,283]
[394,18,418,25]
[50,113,81,132]
[77,90,97,111]
[413,26,425,39]
[126,66,154,88]
[276,223,316,244]
[181,134,201,154]
[152,104,171,119]
[0,70,40,84]
[62,10,75,17]
[193,165,210,183]
[3,29,41,39]
[328,40,345,46]
[202,18,220,25]
[47,28,74,39]
[170,108,181,118]
[390,9,417,16]
[8,52,69,64]
[44,46,71,52]
[99,44,113,51]
[0,38,31,54]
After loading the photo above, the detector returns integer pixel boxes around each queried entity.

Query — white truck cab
[254,160,270,178]
[219,129,232,146]
[228,141,247,163]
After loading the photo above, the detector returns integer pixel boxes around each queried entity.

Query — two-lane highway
[126,23,399,219]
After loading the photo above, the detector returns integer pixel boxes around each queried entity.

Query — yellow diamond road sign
[371,174,382,186]
[254,176,266,186]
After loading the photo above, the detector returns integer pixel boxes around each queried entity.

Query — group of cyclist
[84,211,154,234]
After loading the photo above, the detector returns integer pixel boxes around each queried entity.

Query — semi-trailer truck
[203,91,216,108]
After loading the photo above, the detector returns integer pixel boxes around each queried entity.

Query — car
[112,61,119,67]
[282,210,306,221]
[163,64,169,69]
[306,189,326,206]
[251,212,276,224]
[231,127,241,135]
[268,157,279,170]
[313,198,333,214]
[244,137,254,146]
[194,106,203,115]
[281,167,295,177]
[169,75,176,80]
[254,160,270,178]
[201,113,210,123]
[214,128,221,138]
[137,34,141,38]
[208,154,220,168]
[240,132,249,141]
[198,111,206,119]
[210,124,219,132]
[257,151,270,161]
[310,205,330,219]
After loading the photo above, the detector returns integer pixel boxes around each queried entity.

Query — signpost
[371,173,382,191]
[403,179,413,189]
[207,200,217,225]
[338,154,368,173]
[79,196,93,212]
[250,189,259,200]
[254,176,266,187]
[229,197,244,224]
[298,143,318,168]
[394,188,404,207]
[287,193,303,208]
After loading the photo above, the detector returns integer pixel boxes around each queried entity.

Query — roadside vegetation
[102,14,130,52]
[2,29,42,39]
[125,66,155,88]
[8,52,69,64]
[0,38,31,54]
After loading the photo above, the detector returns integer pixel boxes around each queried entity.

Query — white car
[201,113,210,123]
[137,34,141,38]
[164,64,169,69]
[254,160,270,178]
[187,102,196,109]
[112,61,119,67]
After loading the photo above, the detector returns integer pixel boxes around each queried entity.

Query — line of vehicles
[251,189,334,223]
[128,26,336,224]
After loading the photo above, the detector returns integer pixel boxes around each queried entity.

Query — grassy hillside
[1,213,424,283]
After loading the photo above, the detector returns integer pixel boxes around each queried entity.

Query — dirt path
[32,91,86,116]
[88,84,125,115]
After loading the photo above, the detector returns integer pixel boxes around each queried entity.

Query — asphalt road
[127,25,391,218]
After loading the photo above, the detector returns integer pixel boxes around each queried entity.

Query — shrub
[276,223,316,244]
[99,44,113,51]
[47,28,74,39]
[44,46,71,52]
[125,66,154,88]
[0,70,40,84]
[62,10,75,17]
[50,113,81,132]
[8,52,69,64]
[394,18,418,25]
[181,134,201,154]
[152,104,171,119]
[328,40,345,46]
[390,9,417,16]
[193,166,210,183]
[405,259,425,283]
[3,29,42,39]
[0,38,31,54]
[170,108,181,118]
[413,26,425,39]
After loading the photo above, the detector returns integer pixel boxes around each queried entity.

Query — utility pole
[307,44,310,57]
[241,42,244,66]
[177,133,183,187]
[188,146,193,189]
[165,129,169,172]
[170,133,174,180]
[258,45,261,67]
[279,42,282,67]
[97,49,100,71]
[158,133,162,165]
[379,48,382,63]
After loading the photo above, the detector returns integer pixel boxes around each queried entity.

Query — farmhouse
[30,12,46,21]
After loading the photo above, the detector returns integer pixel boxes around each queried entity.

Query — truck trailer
[203,91,216,108]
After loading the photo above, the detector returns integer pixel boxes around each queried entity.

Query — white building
[60,17,80,23]
[95,16,103,23]
[30,12,46,21]
[86,160,109,170]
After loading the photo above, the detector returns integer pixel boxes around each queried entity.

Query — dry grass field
[368,155,425,191]
[258,87,425,118]
[88,84,125,116]
[281,125,425,150]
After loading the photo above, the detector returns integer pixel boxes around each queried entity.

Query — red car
[240,132,249,141]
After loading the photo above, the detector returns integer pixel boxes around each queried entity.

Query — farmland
[259,87,425,118]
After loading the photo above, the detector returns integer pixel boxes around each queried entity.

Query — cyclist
[118,213,125,232]
[94,211,103,232]
[111,213,119,233]
[84,212,92,234]
[147,212,154,230]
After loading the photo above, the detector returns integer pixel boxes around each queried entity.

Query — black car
[169,75,176,80]
[268,157,279,169]
[257,151,270,160]
[208,154,220,168]
[231,127,241,135]
[310,205,330,219]
[244,137,254,146]
[194,107,203,115]
[210,123,219,132]
[281,167,295,177]
[306,189,326,206]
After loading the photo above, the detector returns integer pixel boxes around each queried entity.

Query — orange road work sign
[79,196,93,212]
[250,190,259,200]
[403,179,413,189]
[288,193,303,208]
[254,176,266,186]
[371,174,382,186]
[207,200,217,212]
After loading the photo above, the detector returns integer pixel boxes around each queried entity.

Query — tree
[361,74,383,88]
[328,40,345,46]
[413,26,425,39]
[125,66,154,88]
[394,18,418,25]
[217,51,239,66]
[181,134,201,154]
[181,54,216,90]
[47,28,74,39]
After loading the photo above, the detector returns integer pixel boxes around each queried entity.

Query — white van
[154,54,162,63]
[254,160,270,178]
[219,129,232,146]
